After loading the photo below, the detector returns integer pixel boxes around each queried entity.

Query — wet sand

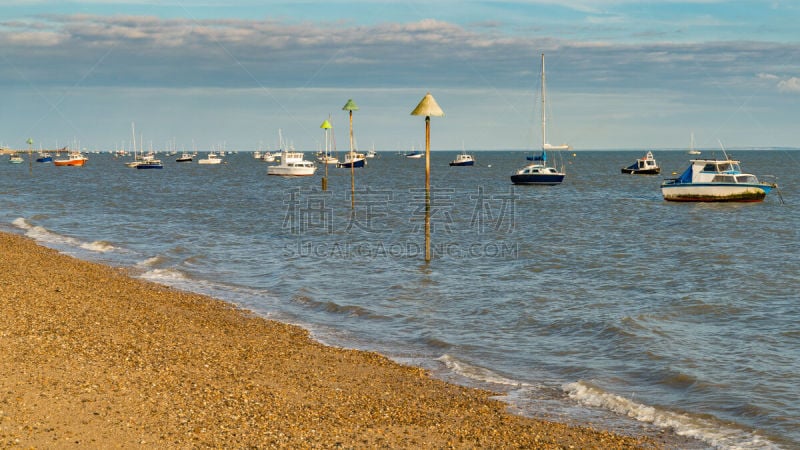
[0,231,662,448]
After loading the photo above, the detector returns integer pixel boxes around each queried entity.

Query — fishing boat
[136,153,163,169]
[35,152,53,163]
[267,131,316,176]
[661,156,775,202]
[449,151,475,166]
[336,150,366,168]
[511,53,569,185]
[175,152,193,162]
[621,150,660,174]
[53,151,88,167]
[405,148,423,159]
[198,152,223,164]
[9,154,24,164]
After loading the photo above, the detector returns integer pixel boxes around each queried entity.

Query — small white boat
[661,157,775,202]
[198,152,223,164]
[267,131,316,176]
[687,133,701,155]
[268,149,316,176]
[621,151,660,174]
[317,154,339,165]
[9,154,24,164]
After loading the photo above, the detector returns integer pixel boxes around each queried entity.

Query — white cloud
[777,77,800,93]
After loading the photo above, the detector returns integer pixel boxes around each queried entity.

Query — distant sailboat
[687,133,701,155]
[511,53,569,185]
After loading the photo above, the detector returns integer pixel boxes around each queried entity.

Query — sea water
[1,149,797,449]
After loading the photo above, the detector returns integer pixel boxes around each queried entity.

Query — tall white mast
[541,53,547,149]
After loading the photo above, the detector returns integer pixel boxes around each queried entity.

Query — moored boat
[53,152,88,167]
[336,151,366,168]
[136,153,163,169]
[267,131,316,176]
[9,154,24,164]
[511,53,569,186]
[661,157,775,202]
[267,149,316,176]
[621,150,660,174]
[175,152,193,162]
[449,151,475,166]
[198,152,223,164]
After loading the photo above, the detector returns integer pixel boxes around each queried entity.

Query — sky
[1,0,798,152]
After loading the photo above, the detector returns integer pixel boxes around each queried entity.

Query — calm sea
[2,149,797,449]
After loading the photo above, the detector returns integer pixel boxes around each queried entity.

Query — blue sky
[1,1,798,151]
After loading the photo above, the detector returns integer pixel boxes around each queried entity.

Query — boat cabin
[517,165,559,175]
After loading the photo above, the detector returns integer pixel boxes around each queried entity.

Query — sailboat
[511,53,570,185]
[687,133,701,155]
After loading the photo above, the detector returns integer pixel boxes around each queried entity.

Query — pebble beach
[0,231,662,448]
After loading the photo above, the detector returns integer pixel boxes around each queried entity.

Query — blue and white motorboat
[337,151,366,168]
[136,153,163,169]
[405,146,423,159]
[36,152,53,163]
[661,157,775,202]
[511,53,569,186]
[449,151,475,166]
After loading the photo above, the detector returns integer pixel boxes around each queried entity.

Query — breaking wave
[564,381,781,450]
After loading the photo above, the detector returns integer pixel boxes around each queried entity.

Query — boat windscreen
[676,165,694,183]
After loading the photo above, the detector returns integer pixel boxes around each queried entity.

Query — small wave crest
[137,256,166,267]
[80,240,115,253]
[13,217,115,253]
[293,295,385,319]
[437,354,535,389]
[141,268,189,282]
[564,381,781,450]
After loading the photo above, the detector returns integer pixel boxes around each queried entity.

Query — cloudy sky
[1,1,798,151]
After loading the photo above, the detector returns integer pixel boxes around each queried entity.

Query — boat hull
[136,163,163,169]
[337,159,366,168]
[53,159,86,167]
[621,167,660,175]
[36,157,53,163]
[449,161,475,166]
[267,167,316,176]
[510,173,565,185]
[661,183,771,202]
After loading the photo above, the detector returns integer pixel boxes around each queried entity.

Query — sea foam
[564,381,781,450]
[13,217,115,253]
